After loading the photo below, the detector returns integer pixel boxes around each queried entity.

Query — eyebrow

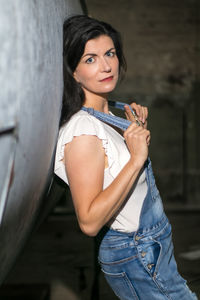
[82,47,115,59]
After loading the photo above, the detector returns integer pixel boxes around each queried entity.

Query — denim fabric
[82,105,198,299]
[97,164,198,299]
[81,106,132,131]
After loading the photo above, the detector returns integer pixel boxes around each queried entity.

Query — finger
[125,121,140,133]
[130,102,139,115]
[137,106,147,124]
[131,103,142,118]
[146,130,150,141]
[142,106,147,124]
[144,107,148,120]
[124,111,129,121]
[125,126,147,140]
[139,106,144,123]
[125,112,138,124]
[125,105,143,127]
[143,120,148,129]
[131,103,148,123]
[141,107,148,124]
[124,105,133,122]
[137,106,148,125]
[145,130,151,145]
[147,136,150,146]
[124,122,142,137]
[130,103,145,124]
[139,128,150,139]
[142,107,148,128]
[124,105,136,122]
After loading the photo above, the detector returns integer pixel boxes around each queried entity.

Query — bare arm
[64,120,150,237]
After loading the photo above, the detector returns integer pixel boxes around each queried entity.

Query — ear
[73,71,79,83]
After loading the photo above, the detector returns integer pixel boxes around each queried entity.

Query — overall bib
[82,103,198,300]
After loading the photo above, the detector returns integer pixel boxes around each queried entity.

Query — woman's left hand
[124,102,148,129]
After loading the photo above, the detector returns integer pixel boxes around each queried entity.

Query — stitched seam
[99,254,138,265]
[102,270,139,300]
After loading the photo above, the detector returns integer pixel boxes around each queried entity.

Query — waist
[97,214,169,245]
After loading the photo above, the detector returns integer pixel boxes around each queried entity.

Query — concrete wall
[85,0,200,206]
[0,0,83,284]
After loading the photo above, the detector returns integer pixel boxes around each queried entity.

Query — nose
[100,57,111,72]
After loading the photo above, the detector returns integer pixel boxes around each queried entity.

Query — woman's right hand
[124,122,150,167]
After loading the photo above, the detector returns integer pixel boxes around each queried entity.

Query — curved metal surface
[0,0,83,284]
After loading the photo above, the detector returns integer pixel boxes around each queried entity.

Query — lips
[100,76,113,82]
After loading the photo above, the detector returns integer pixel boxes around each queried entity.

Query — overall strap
[81,101,151,170]
[81,101,138,131]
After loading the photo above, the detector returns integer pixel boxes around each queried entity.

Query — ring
[131,110,142,127]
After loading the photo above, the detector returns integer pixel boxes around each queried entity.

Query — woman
[54,15,197,299]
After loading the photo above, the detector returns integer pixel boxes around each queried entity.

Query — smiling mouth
[100,76,114,82]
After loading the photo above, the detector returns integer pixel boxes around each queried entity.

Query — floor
[1,207,200,300]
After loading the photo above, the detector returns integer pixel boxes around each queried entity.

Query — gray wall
[0,0,83,284]
[85,0,200,206]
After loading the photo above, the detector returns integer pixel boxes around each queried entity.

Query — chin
[101,81,118,93]
[97,87,116,95]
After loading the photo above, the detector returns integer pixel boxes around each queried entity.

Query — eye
[86,57,95,64]
[106,50,116,57]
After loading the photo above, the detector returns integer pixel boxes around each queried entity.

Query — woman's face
[73,35,119,98]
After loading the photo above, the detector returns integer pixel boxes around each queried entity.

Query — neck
[83,92,109,114]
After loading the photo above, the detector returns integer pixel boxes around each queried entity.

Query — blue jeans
[97,159,198,300]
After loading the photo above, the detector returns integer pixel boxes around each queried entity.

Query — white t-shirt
[54,110,148,232]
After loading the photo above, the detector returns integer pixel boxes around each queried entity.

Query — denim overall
[82,103,197,300]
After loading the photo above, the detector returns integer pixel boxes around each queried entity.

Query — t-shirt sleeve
[54,113,110,182]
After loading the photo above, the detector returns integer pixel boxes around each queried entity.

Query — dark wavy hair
[60,14,127,126]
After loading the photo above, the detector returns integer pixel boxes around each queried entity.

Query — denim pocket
[99,233,135,253]
[98,238,138,266]
[101,269,139,300]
